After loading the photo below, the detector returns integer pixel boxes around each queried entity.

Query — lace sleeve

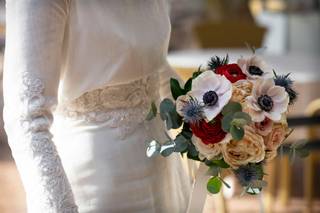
[3,1,78,212]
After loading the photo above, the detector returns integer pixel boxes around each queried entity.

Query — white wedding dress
[3,0,191,212]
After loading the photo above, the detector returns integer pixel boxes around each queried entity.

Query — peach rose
[222,126,265,169]
[264,123,288,151]
[231,80,253,103]
[192,134,231,160]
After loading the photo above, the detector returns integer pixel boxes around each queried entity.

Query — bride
[3,0,191,212]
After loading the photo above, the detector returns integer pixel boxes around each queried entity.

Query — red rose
[190,116,227,145]
[215,64,247,83]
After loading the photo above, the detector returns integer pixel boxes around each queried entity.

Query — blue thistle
[273,70,298,105]
[234,163,264,187]
[180,98,203,124]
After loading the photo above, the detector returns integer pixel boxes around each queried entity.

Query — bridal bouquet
[146,54,298,195]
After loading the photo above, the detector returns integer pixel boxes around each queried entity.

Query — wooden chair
[304,99,320,213]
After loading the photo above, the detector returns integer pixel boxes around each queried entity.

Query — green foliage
[212,159,230,168]
[159,98,183,130]
[222,102,242,116]
[184,78,192,93]
[221,102,251,141]
[230,126,245,141]
[207,177,222,194]
[146,101,157,121]
[160,141,175,157]
[170,78,184,100]
[208,55,229,70]
[206,165,220,177]
[170,77,193,100]
[146,140,162,157]
[174,134,189,152]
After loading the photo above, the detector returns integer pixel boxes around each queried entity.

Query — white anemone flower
[237,55,268,80]
[245,79,289,122]
[189,71,232,121]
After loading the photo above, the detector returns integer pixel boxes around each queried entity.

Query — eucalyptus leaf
[170,78,184,100]
[231,118,248,128]
[233,111,252,123]
[159,99,175,121]
[160,141,175,157]
[221,113,233,132]
[222,102,242,116]
[246,187,261,195]
[174,135,189,152]
[207,177,222,194]
[146,140,161,157]
[146,102,157,121]
[230,126,245,141]
[187,143,200,161]
[206,166,220,177]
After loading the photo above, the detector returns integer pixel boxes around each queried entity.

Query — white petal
[203,106,221,121]
[266,111,282,122]
[259,79,274,95]
[246,96,261,111]
[272,96,289,113]
[216,75,232,95]
[192,71,220,92]
[219,89,232,107]
[248,108,265,122]
[267,86,284,98]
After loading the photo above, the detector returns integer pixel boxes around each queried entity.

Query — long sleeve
[3,0,78,212]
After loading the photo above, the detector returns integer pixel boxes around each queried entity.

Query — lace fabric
[56,73,160,139]
[14,72,79,213]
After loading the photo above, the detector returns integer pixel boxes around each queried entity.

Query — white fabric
[3,0,191,212]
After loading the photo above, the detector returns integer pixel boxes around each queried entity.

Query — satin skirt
[52,114,191,213]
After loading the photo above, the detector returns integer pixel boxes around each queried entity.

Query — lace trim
[56,73,160,139]
[18,72,78,213]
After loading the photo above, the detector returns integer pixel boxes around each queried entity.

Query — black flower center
[203,91,218,106]
[257,95,273,112]
[248,66,264,76]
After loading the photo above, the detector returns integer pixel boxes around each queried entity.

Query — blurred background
[0,0,320,212]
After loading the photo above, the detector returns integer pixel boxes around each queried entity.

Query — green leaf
[146,101,157,121]
[221,113,233,132]
[207,177,222,194]
[206,166,220,177]
[166,112,183,130]
[231,118,248,128]
[170,78,184,100]
[159,99,183,130]
[222,102,242,116]
[160,99,175,120]
[192,69,202,79]
[174,134,189,152]
[230,126,245,141]
[233,112,252,123]
[146,140,161,157]
[160,141,175,157]
[186,143,200,161]
[211,159,230,168]
[184,78,192,93]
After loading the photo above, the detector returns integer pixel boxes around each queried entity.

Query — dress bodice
[59,0,171,103]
